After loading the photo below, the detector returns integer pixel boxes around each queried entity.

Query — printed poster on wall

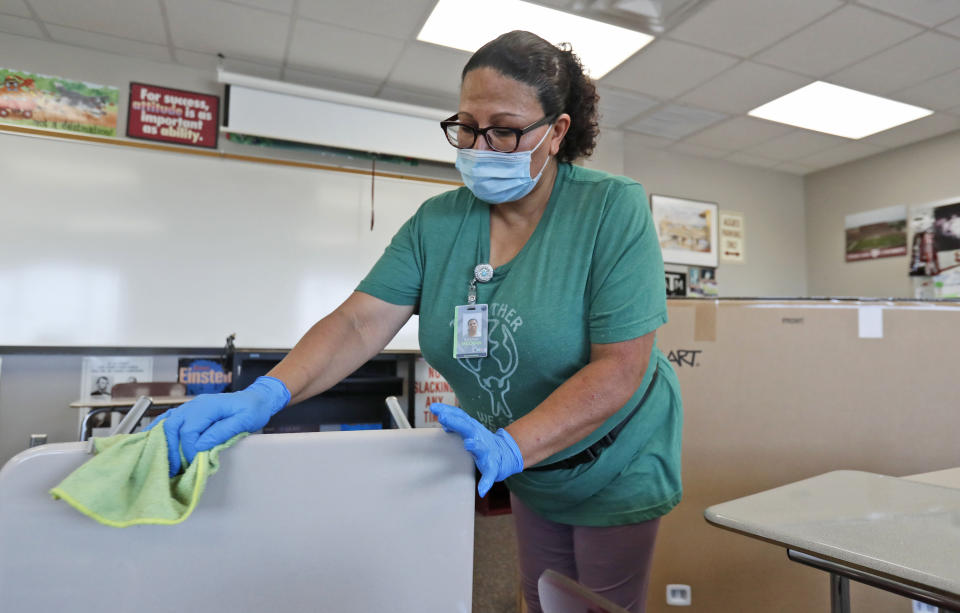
[650,195,719,268]
[844,205,907,262]
[127,82,219,148]
[79,357,153,399]
[933,201,960,272]
[688,267,718,297]
[414,358,457,428]
[908,203,939,276]
[664,269,687,297]
[0,68,118,136]
[719,211,745,263]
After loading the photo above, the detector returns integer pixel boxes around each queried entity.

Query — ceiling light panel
[748,81,933,139]
[417,0,654,78]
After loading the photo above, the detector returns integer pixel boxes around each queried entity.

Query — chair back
[537,569,630,613]
[110,381,186,398]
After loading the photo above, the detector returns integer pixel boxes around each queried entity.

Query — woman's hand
[430,403,524,496]
[145,376,290,476]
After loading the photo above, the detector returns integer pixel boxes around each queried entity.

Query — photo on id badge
[454,304,488,358]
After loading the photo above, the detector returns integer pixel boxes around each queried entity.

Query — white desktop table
[705,469,960,612]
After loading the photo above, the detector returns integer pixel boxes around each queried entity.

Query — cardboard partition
[649,298,960,613]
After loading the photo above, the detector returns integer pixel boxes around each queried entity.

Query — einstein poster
[0,68,119,136]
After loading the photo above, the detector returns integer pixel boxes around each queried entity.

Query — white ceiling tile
[287,19,406,82]
[175,48,283,79]
[47,25,172,64]
[794,140,886,168]
[683,116,794,151]
[939,14,960,35]
[858,0,960,26]
[282,68,381,97]
[378,85,459,113]
[754,5,922,77]
[667,142,731,159]
[625,104,727,140]
[166,0,289,64]
[829,32,960,95]
[668,0,842,57]
[383,42,469,100]
[297,0,435,39]
[624,131,675,150]
[741,130,846,160]
[0,13,42,38]
[678,61,812,114]
[771,162,814,174]
[29,0,167,44]
[0,0,31,18]
[600,39,738,98]
[895,68,960,110]
[224,0,294,13]
[860,111,960,147]
[596,86,660,127]
[725,152,782,168]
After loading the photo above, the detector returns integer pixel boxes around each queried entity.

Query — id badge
[453,304,488,358]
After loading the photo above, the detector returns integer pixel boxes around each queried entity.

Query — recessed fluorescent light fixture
[748,81,933,139]
[417,0,653,79]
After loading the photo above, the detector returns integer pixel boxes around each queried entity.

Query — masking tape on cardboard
[693,301,717,342]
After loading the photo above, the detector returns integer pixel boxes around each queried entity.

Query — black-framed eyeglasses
[440,114,556,153]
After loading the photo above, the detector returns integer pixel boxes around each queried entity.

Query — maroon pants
[511,493,660,613]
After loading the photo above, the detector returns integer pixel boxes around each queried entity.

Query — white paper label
[858,306,884,339]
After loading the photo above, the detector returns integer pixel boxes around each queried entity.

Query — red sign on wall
[126,82,219,148]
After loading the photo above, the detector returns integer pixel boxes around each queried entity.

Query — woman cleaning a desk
[149,30,683,613]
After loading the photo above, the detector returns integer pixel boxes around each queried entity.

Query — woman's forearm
[506,333,654,467]
[266,292,415,406]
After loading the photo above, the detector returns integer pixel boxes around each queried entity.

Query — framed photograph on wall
[650,194,719,267]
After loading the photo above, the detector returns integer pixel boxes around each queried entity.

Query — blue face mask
[455,125,552,204]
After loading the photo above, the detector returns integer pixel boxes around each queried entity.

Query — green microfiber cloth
[50,421,245,528]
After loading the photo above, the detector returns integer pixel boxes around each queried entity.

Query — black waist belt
[526,366,660,472]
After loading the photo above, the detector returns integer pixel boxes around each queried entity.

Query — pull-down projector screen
[222,76,456,164]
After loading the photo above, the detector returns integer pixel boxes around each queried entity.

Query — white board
[0,429,475,612]
[0,133,450,349]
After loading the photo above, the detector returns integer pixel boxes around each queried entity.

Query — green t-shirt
[357,163,682,526]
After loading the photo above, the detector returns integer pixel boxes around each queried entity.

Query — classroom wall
[623,136,809,297]
[0,354,182,466]
[805,129,960,298]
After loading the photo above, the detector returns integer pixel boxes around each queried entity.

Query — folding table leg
[830,573,850,613]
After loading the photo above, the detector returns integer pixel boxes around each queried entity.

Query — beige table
[705,469,960,613]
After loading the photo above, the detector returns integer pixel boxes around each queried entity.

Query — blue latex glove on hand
[145,376,290,476]
[429,403,524,497]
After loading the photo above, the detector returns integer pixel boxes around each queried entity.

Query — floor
[473,511,521,612]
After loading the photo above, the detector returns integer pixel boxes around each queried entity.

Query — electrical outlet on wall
[666,584,691,606]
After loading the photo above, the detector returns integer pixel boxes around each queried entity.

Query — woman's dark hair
[461,30,599,163]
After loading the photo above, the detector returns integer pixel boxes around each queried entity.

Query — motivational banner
[127,82,219,148]
[1,67,118,136]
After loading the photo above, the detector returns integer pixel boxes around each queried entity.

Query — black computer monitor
[232,351,405,433]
